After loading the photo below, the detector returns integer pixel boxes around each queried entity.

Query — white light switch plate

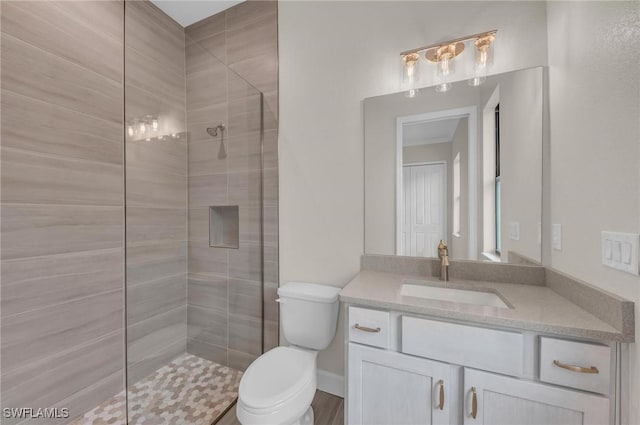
[601,231,639,275]
[552,224,562,251]
[508,222,520,241]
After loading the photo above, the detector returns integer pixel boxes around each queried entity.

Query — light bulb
[470,34,495,87]
[402,53,420,85]
[139,122,146,134]
[151,116,159,131]
[127,125,134,137]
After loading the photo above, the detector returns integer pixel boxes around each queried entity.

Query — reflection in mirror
[364,67,543,264]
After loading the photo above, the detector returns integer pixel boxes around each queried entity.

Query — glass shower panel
[124,3,264,422]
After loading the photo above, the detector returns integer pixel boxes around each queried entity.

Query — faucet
[437,240,450,282]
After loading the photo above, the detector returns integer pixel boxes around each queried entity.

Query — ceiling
[403,118,462,147]
[151,0,244,27]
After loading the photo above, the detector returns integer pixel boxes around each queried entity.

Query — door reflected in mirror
[364,67,543,264]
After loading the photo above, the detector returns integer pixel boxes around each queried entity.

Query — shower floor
[70,354,242,425]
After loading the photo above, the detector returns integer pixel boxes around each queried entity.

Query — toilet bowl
[236,282,341,425]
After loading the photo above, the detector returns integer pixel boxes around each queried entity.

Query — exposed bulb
[127,125,134,137]
[402,53,420,85]
[151,118,159,131]
[139,122,146,134]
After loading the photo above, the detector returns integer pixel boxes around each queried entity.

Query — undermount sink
[400,281,510,309]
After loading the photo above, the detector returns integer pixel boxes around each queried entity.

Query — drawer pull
[553,360,599,374]
[437,380,445,410]
[354,323,381,333]
[470,387,478,419]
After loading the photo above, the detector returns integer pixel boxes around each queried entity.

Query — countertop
[339,270,630,342]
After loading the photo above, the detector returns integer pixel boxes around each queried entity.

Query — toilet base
[289,406,313,425]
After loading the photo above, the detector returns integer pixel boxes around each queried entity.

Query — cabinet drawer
[402,316,523,377]
[348,307,390,349]
[540,337,611,395]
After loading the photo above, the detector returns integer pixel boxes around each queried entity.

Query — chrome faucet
[437,240,450,282]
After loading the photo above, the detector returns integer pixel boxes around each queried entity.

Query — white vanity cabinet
[348,343,450,425]
[346,306,618,425]
[463,368,609,425]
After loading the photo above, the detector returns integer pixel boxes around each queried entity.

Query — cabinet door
[348,343,450,425]
[463,368,609,425]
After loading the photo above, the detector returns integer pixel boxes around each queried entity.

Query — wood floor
[216,390,344,425]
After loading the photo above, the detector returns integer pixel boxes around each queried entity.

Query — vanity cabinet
[463,369,609,425]
[346,306,618,425]
[348,343,450,425]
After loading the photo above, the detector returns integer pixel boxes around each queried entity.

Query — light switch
[552,224,562,251]
[601,231,639,275]
[622,242,632,265]
[613,241,622,262]
[604,239,612,260]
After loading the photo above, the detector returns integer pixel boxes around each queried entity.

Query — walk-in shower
[0,1,278,424]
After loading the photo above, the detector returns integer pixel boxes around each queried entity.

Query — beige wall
[546,2,640,423]
[1,1,125,421]
[279,0,549,377]
[450,119,470,259]
[498,67,543,263]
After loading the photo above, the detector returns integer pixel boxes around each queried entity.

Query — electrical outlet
[602,231,639,275]
[552,224,562,251]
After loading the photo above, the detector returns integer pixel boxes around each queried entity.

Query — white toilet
[236,282,341,425]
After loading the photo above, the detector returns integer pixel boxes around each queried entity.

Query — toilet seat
[237,346,317,425]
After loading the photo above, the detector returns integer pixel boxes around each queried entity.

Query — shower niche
[209,205,240,248]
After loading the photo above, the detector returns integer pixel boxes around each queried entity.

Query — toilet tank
[277,282,340,351]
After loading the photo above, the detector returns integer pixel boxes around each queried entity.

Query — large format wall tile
[0,1,125,420]
[185,0,279,364]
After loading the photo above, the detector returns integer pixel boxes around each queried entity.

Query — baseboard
[317,369,344,398]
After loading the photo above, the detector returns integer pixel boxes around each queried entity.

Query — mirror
[364,67,543,264]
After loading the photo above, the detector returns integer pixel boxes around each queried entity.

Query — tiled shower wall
[185,1,279,370]
[0,1,125,422]
[124,1,188,384]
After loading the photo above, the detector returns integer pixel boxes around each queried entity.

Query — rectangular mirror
[365,67,543,264]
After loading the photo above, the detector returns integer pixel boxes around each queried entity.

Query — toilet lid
[239,346,316,410]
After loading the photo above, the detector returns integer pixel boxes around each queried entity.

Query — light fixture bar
[400,29,497,57]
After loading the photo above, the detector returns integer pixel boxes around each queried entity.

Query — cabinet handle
[437,379,445,410]
[354,323,381,333]
[553,360,599,374]
[470,387,478,419]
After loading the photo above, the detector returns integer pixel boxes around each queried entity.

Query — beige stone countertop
[339,270,629,342]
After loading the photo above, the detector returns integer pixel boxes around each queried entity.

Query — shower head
[206,124,225,137]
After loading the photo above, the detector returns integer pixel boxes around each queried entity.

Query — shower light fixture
[400,30,497,92]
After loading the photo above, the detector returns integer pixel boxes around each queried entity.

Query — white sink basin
[400,281,509,309]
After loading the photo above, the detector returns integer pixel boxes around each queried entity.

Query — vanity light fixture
[401,52,420,97]
[400,30,497,92]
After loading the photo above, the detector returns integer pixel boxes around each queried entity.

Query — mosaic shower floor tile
[70,354,242,425]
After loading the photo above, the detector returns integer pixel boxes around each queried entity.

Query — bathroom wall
[124,0,188,384]
[0,0,125,421]
[546,2,640,423]
[279,0,549,379]
[184,0,279,371]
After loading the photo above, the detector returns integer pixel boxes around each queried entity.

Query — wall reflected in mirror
[364,67,543,264]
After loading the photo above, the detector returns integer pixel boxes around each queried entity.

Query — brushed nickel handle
[354,323,381,333]
[470,387,478,419]
[553,360,599,374]
[437,379,445,410]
